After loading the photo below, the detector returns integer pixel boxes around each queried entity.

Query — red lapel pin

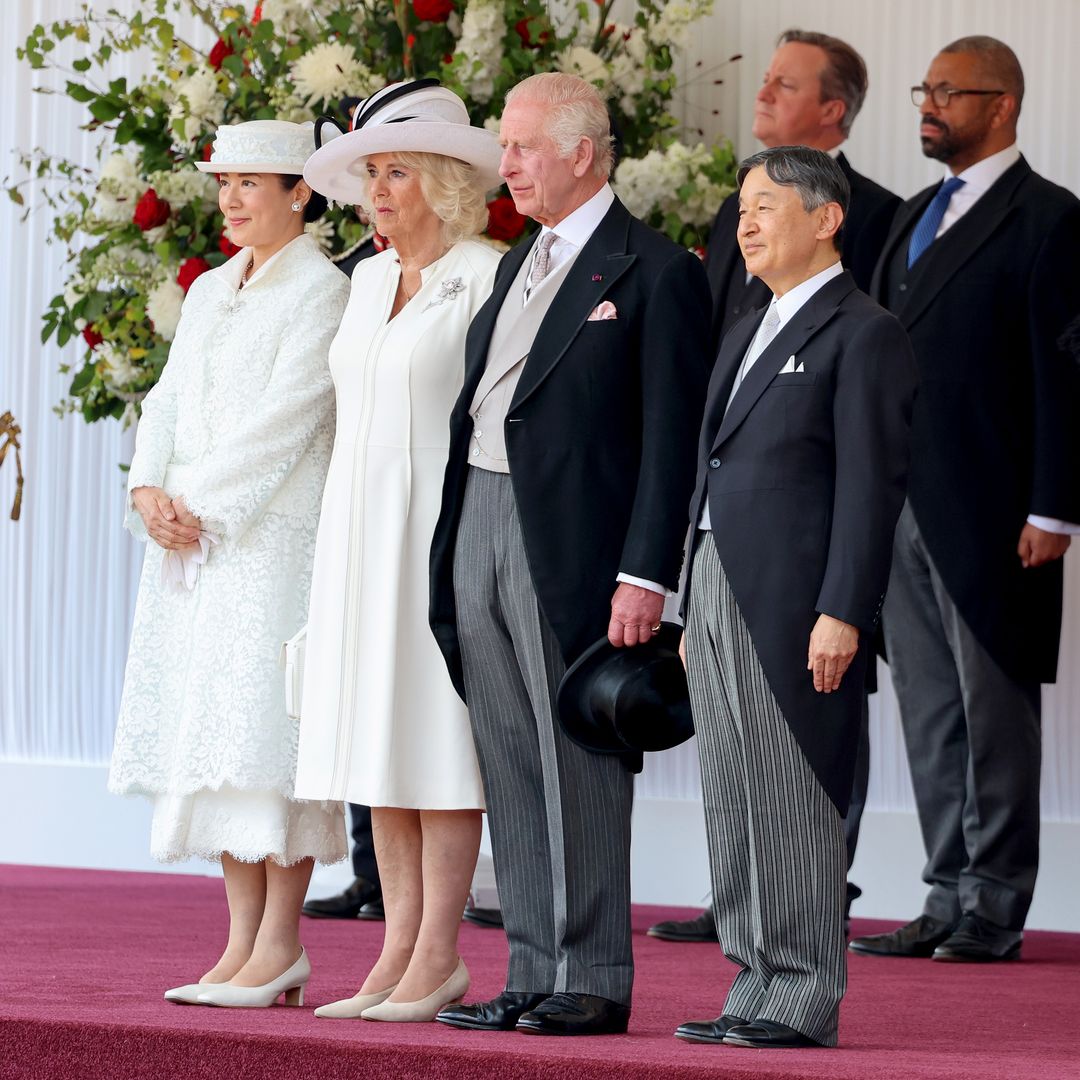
[592,273,603,282]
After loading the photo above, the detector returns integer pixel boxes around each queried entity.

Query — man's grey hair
[777,28,868,137]
[505,73,615,178]
[737,146,850,251]
[940,35,1025,116]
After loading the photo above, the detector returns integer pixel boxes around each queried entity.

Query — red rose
[219,231,242,257]
[486,196,527,243]
[514,16,550,48]
[412,0,453,22]
[177,257,211,294]
[209,37,235,71]
[252,4,263,25]
[133,188,171,231]
[82,324,104,349]
[201,141,215,161]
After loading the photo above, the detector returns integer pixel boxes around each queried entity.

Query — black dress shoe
[436,991,548,1030]
[674,1014,746,1044]
[302,877,381,919]
[723,1019,822,1049]
[356,897,385,921]
[932,912,1022,962]
[848,913,956,957]
[646,907,717,943]
[462,906,504,929]
[516,993,630,1036]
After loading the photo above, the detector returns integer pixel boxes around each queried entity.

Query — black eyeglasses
[911,85,1005,108]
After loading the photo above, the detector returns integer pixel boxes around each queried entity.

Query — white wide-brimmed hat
[195,120,316,174]
[303,79,503,203]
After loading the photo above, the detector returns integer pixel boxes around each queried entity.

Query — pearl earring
[291,201,302,212]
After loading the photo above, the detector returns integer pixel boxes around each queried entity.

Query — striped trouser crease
[452,467,635,1005]
[685,535,847,1046]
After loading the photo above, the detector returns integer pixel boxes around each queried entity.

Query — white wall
[1,1,1077,924]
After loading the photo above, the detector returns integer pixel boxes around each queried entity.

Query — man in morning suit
[429,73,710,1036]
[675,147,916,1049]
[651,26,900,947]
[850,36,1080,964]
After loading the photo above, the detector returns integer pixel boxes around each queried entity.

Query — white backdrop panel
[2,1,1078,827]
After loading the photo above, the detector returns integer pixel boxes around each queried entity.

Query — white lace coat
[109,234,350,799]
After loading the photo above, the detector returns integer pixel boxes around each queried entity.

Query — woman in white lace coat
[109,121,349,1008]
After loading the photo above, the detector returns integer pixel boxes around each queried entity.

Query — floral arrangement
[9,0,734,424]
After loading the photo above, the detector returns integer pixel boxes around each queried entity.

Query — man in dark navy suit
[850,36,1080,965]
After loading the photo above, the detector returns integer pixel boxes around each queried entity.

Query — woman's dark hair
[278,174,328,223]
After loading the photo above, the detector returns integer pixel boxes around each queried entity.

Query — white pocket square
[778,355,804,374]
[587,300,618,321]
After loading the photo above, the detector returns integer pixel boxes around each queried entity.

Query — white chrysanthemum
[168,66,226,144]
[651,0,714,50]
[290,41,375,107]
[557,47,612,91]
[146,277,186,341]
[455,0,506,104]
[304,217,335,252]
[97,342,143,390]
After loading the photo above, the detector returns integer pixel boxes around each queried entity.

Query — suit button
[709,458,721,469]
[898,283,908,292]
[732,306,741,315]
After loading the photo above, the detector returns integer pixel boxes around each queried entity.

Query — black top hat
[556,623,694,755]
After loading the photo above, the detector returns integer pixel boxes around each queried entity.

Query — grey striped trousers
[685,536,846,1046]
[453,468,635,1004]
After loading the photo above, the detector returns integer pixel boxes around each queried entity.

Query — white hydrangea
[63,275,89,308]
[91,244,157,289]
[613,141,732,227]
[268,85,313,124]
[290,41,376,107]
[99,153,142,197]
[146,169,218,210]
[90,152,145,225]
[304,217,336,252]
[651,0,714,51]
[168,66,226,144]
[146,277,186,341]
[454,0,506,105]
[557,46,612,92]
[261,0,329,34]
[607,28,649,111]
[97,342,143,390]
[483,114,501,135]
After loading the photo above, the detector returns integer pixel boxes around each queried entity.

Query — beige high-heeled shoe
[361,959,470,1023]
[164,983,213,1005]
[196,949,310,1008]
[314,983,399,1019]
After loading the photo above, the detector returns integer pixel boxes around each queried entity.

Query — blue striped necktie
[907,176,965,268]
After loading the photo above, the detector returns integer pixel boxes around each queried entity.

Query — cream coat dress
[294,240,499,809]
[109,234,349,866]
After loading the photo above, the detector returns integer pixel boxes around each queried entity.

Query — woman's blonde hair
[360,151,489,244]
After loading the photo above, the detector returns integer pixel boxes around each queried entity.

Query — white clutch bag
[280,624,307,721]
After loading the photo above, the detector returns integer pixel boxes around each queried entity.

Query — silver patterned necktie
[525,231,558,301]
[732,303,781,394]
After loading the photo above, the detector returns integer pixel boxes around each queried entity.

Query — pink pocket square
[587,300,618,321]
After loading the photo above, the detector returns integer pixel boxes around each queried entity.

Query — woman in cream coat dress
[110,120,349,1009]
[295,81,501,1022]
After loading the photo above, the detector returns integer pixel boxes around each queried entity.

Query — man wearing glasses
[850,36,1080,964]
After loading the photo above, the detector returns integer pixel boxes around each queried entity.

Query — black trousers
[348,804,379,885]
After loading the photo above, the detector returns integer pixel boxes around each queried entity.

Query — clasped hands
[132,486,202,551]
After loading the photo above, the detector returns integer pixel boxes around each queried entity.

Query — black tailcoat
[688,272,918,811]
[871,157,1080,683]
[705,153,901,343]
[430,198,712,699]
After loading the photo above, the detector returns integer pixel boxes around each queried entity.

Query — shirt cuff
[616,573,671,597]
[1027,514,1080,536]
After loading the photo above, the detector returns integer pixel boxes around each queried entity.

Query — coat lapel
[699,310,762,451]
[870,187,934,302]
[511,199,636,409]
[713,272,856,450]
[895,158,1029,331]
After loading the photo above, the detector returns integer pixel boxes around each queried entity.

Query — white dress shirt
[936,143,1077,536]
[699,260,844,532]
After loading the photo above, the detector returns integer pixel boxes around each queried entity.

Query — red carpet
[2,864,1079,1080]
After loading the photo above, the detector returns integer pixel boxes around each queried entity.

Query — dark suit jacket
[705,152,901,344]
[688,272,917,811]
[871,156,1080,684]
[430,197,712,699]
